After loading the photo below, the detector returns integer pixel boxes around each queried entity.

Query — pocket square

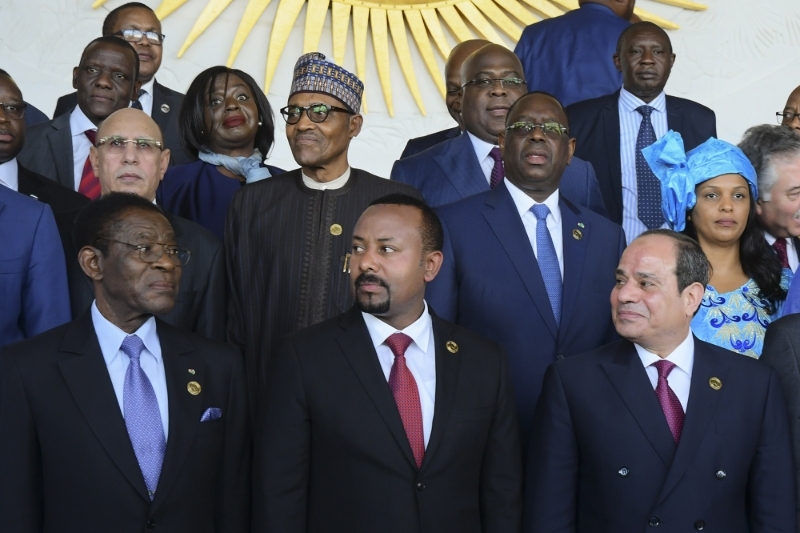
[200,407,222,422]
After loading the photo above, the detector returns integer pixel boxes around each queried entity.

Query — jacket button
[695,520,705,530]
[648,516,660,527]
[715,470,726,479]
[618,467,629,476]
[147,520,156,529]
[556,354,565,361]
[416,482,426,491]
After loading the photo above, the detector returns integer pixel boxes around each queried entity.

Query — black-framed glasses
[0,101,27,120]
[95,236,191,266]
[96,136,164,153]
[505,121,569,138]
[777,111,800,124]
[279,103,355,124]
[113,29,165,45]
[462,77,526,90]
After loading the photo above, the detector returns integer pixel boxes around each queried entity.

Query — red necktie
[652,360,684,444]
[78,129,100,199]
[488,147,504,189]
[385,333,425,469]
[773,238,790,269]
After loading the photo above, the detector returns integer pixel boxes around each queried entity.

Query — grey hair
[738,124,800,201]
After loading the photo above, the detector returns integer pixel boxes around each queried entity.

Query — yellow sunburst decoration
[92,0,707,115]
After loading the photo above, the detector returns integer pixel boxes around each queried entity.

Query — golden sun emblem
[92,0,706,114]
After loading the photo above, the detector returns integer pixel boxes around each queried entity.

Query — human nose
[121,141,139,163]
[614,279,638,303]
[0,105,9,123]
[225,96,240,111]
[150,245,177,271]
[640,49,656,64]
[489,79,508,96]
[293,108,316,130]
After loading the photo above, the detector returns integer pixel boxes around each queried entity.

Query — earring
[687,214,692,221]
[258,120,263,126]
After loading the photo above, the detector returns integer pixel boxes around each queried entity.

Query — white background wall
[3,0,800,177]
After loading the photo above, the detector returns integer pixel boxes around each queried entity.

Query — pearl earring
[258,120,263,126]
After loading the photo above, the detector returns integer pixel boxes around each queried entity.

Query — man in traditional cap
[225,52,422,418]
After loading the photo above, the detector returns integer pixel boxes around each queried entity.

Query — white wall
[3,0,800,177]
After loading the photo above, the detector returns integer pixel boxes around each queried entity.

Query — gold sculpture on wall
[92,0,707,115]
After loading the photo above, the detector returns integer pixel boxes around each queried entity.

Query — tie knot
[531,203,551,221]
[489,146,502,163]
[385,332,413,358]
[637,105,654,119]
[652,359,676,379]
[121,334,145,361]
[84,129,97,144]
[138,88,147,98]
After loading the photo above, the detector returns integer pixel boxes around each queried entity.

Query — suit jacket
[566,90,717,225]
[0,312,251,533]
[400,126,460,159]
[525,337,796,533]
[23,101,49,127]
[17,112,76,190]
[253,307,523,533]
[52,81,193,166]
[426,184,625,441]
[761,313,800,530]
[17,163,90,216]
[391,131,609,218]
[0,185,70,348]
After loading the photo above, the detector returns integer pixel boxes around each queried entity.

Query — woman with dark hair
[644,131,789,357]
[157,66,283,240]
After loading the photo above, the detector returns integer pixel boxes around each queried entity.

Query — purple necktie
[386,332,425,469]
[652,360,684,444]
[773,238,790,269]
[121,334,166,500]
[489,147,504,189]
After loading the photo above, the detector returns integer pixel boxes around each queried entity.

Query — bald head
[444,40,491,124]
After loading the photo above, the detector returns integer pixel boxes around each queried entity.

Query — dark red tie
[385,333,425,469]
[652,360,684,444]
[78,129,100,199]
[488,147,504,189]
[773,238,790,269]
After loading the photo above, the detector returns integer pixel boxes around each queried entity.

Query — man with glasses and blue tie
[0,192,250,532]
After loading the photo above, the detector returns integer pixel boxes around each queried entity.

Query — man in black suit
[525,229,796,533]
[254,194,522,533]
[53,2,190,165]
[567,22,716,238]
[0,193,250,532]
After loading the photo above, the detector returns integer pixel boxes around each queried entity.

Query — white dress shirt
[91,301,169,439]
[70,106,97,191]
[467,131,498,184]
[0,158,19,191]
[619,87,669,244]
[302,167,351,190]
[136,79,155,117]
[635,331,694,412]
[362,301,436,447]
[764,231,799,272]
[505,178,565,277]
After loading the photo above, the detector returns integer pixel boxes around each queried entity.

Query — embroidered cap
[289,52,364,114]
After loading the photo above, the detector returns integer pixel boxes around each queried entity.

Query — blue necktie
[635,105,663,229]
[121,334,166,500]
[131,88,145,111]
[531,204,562,327]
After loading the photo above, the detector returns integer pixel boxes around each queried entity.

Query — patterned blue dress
[691,270,792,358]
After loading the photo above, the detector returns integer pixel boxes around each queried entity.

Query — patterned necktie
[652,360,684,444]
[488,147,504,189]
[385,332,425,469]
[635,105,663,229]
[773,238,790,269]
[531,204,562,327]
[78,129,100,199]
[131,88,146,111]
[121,334,166,500]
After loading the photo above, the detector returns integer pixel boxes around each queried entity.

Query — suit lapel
[47,114,75,189]
[665,96,684,136]
[602,93,623,217]
[150,81,171,132]
[558,199,588,341]
[434,133,489,200]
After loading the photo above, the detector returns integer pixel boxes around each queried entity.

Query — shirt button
[649,516,660,527]
[695,520,705,530]
[556,354,565,361]
[416,482,426,491]
[618,467,629,476]
[716,470,726,480]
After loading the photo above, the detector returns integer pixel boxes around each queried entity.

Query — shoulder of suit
[766,313,800,338]
[153,81,185,101]
[0,320,76,366]
[0,183,50,215]
[566,91,618,115]
[665,94,715,117]
[168,214,222,249]
[695,337,773,376]
[155,318,239,359]
[396,133,460,167]
[433,315,505,356]
[562,196,623,232]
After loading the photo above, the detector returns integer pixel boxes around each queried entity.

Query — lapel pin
[160,103,170,113]
[709,377,722,390]
[187,381,202,395]
[188,368,196,375]
[578,222,584,228]
[446,341,459,353]
[330,223,343,236]
[572,229,583,240]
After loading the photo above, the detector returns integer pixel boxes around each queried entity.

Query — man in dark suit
[567,22,716,237]
[525,229,796,533]
[0,193,250,532]
[392,44,608,217]
[53,3,190,166]
[254,194,522,532]
[427,92,625,442]
[400,39,489,159]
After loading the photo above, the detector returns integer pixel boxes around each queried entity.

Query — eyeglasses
[505,121,569,138]
[462,77,526,90]
[0,101,27,120]
[279,103,355,124]
[95,236,192,266]
[777,111,800,124]
[96,136,164,153]
[113,29,165,45]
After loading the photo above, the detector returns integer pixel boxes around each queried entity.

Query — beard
[354,273,391,314]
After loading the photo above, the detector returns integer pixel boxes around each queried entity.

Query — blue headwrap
[641,130,758,232]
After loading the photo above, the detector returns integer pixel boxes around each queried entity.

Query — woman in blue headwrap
[643,131,790,358]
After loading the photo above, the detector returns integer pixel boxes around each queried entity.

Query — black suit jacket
[17,163,90,216]
[254,307,523,533]
[52,81,192,166]
[0,312,251,533]
[566,90,717,224]
[525,337,796,533]
[400,126,461,159]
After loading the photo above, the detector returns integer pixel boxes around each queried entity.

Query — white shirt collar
[467,131,497,162]
[69,105,97,138]
[504,177,561,224]
[140,79,155,98]
[0,158,19,191]
[91,301,161,366]
[302,167,351,190]
[362,300,432,354]
[619,87,667,115]
[635,330,694,376]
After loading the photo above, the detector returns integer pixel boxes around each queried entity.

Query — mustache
[354,273,389,288]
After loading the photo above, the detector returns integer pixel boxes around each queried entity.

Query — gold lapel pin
[188,368,196,375]
[187,381,202,395]
[709,377,722,390]
[578,222,585,228]
[572,229,583,240]
[446,341,459,353]
[160,103,170,113]
[330,223,343,236]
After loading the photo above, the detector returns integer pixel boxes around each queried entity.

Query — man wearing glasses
[777,85,800,135]
[390,44,607,218]
[225,52,422,419]
[52,2,191,166]
[426,92,626,445]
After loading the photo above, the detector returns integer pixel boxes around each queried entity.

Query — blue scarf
[198,149,273,184]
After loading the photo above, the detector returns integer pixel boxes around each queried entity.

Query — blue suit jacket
[400,126,461,159]
[426,183,625,440]
[391,132,609,217]
[0,185,70,347]
[524,337,796,533]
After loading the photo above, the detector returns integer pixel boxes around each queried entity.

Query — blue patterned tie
[635,105,663,229]
[531,204,562,327]
[121,334,166,500]
[131,88,145,111]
